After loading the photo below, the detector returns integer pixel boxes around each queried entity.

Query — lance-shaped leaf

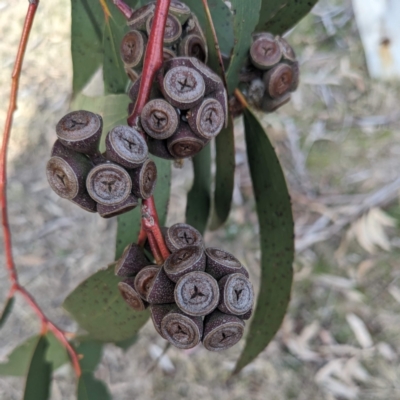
[0,296,14,329]
[71,0,104,94]
[63,264,150,342]
[75,340,103,372]
[256,0,318,35]
[0,332,69,376]
[23,335,52,400]
[209,116,235,230]
[103,0,138,94]
[78,372,111,400]
[115,154,171,258]
[234,105,294,374]
[186,143,211,235]
[226,0,262,94]
[183,0,234,57]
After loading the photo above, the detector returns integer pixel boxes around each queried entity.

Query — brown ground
[1,0,400,399]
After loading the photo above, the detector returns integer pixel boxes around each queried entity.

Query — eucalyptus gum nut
[185,15,207,58]
[163,47,176,62]
[164,245,206,283]
[105,125,148,169]
[165,223,203,253]
[178,35,207,63]
[213,87,229,129]
[189,57,222,95]
[174,271,219,317]
[150,304,176,339]
[56,110,103,155]
[127,3,155,31]
[134,266,160,300]
[51,139,81,158]
[289,61,300,92]
[141,99,179,140]
[118,279,149,311]
[120,30,147,69]
[115,243,149,277]
[166,122,207,159]
[169,0,191,24]
[187,98,225,140]
[97,194,138,218]
[250,35,282,70]
[276,36,296,62]
[46,151,92,200]
[239,308,253,321]
[161,65,205,110]
[261,92,291,113]
[86,163,132,206]
[146,13,182,46]
[125,66,140,83]
[130,158,157,199]
[202,311,244,351]
[247,78,265,108]
[147,267,176,304]
[161,307,203,349]
[263,63,294,99]
[217,273,254,316]
[147,137,176,160]
[70,193,97,213]
[205,248,249,280]
[128,76,161,104]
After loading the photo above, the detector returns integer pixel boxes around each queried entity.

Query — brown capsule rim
[56,110,102,143]
[203,319,244,351]
[120,30,146,68]
[86,163,132,206]
[194,98,225,139]
[46,156,79,200]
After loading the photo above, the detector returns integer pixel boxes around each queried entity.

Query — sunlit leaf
[234,105,294,374]
[63,264,150,342]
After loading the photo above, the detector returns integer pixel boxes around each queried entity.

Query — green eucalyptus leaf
[183,0,234,57]
[256,0,318,35]
[185,143,211,235]
[103,0,133,94]
[71,0,104,94]
[114,334,138,351]
[63,264,150,343]
[0,296,14,329]
[234,105,294,374]
[226,0,262,94]
[76,341,103,372]
[23,335,52,400]
[78,372,111,400]
[209,116,235,230]
[0,332,70,376]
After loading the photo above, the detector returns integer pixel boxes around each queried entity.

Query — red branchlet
[0,0,81,378]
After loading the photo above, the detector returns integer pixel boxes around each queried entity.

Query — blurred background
[1,0,400,399]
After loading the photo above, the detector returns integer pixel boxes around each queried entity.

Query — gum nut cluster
[115,223,255,352]
[120,1,208,83]
[46,110,157,218]
[238,32,299,113]
[128,55,228,160]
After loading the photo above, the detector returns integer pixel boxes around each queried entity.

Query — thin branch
[0,0,81,378]
[201,0,228,89]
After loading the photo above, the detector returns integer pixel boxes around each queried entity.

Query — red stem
[0,0,81,378]
[122,0,171,263]
[112,0,133,19]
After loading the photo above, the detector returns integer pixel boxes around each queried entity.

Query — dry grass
[1,0,400,399]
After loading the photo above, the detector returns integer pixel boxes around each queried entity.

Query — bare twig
[0,0,81,378]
